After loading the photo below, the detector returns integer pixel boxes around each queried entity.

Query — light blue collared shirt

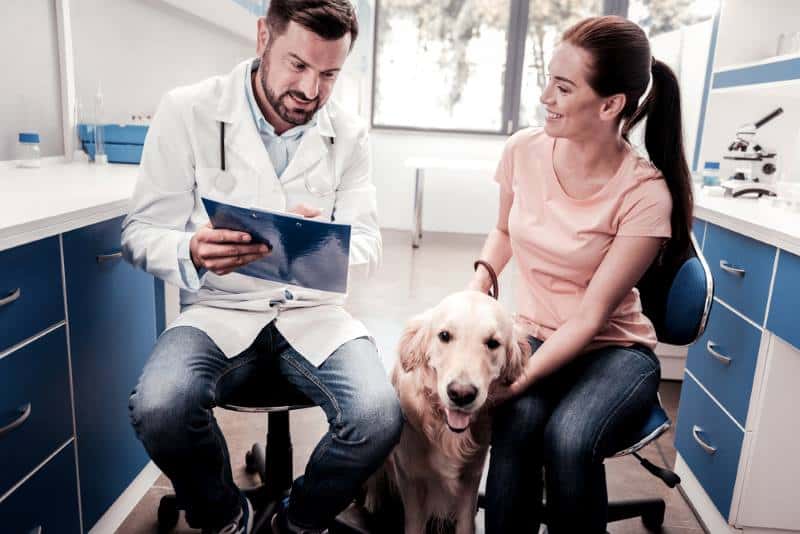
[245,58,316,178]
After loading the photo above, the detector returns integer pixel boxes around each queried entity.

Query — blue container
[78,124,148,145]
[703,161,721,187]
[83,142,143,164]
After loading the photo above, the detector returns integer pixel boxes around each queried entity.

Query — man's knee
[336,386,403,452]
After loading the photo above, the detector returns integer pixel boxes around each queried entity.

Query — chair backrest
[636,231,714,346]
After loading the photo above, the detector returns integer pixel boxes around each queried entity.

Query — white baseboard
[655,343,687,381]
[675,453,738,533]
[88,461,162,534]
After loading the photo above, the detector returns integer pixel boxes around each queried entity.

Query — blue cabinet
[685,303,761,427]
[62,216,156,528]
[0,236,64,353]
[767,250,800,349]
[0,328,73,498]
[0,443,81,533]
[675,375,744,519]
[702,223,775,325]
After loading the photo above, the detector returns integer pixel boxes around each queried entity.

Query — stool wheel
[245,449,258,474]
[157,495,179,532]
[642,500,665,531]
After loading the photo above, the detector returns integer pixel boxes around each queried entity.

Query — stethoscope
[219,121,336,197]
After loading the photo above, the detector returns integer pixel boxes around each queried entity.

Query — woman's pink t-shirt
[496,128,672,350]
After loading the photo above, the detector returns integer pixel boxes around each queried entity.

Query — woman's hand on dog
[490,372,531,407]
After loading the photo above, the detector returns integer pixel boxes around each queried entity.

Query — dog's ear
[502,324,532,384]
[398,310,434,372]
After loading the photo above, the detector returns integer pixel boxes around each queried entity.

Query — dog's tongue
[446,409,471,431]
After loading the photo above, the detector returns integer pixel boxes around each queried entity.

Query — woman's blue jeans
[485,337,661,534]
[128,323,403,530]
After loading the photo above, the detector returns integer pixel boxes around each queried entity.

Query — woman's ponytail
[643,59,694,264]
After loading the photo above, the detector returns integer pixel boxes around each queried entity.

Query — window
[371,0,718,134]
[372,0,513,133]
[627,0,716,37]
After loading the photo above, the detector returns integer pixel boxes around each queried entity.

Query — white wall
[0,0,65,160]
[71,0,256,124]
[371,130,505,232]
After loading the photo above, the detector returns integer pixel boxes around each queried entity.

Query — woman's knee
[492,393,549,449]
[543,415,598,471]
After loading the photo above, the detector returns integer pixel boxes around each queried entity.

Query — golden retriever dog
[366,290,531,534]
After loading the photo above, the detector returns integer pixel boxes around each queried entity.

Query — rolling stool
[156,385,316,533]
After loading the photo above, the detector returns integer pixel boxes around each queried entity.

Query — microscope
[721,107,783,197]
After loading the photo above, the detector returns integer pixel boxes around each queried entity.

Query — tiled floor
[117,230,705,534]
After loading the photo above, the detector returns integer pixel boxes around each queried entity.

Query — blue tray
[83,142,143,164]
[78,124,148,145]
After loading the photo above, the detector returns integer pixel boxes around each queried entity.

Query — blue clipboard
[202,198,351,293]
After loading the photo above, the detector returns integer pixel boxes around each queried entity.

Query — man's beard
[259,59,320,126]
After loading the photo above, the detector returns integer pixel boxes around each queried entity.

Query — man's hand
[288,203,322,218]
[189,223,270,275]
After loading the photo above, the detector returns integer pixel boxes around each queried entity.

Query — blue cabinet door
[62,216,157,530]
[0,236,64,353]
[0,328,73,498]
[0,442,81,533]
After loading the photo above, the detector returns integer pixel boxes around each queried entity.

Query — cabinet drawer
[0,327,73,498]
[675,374,744,520]
[0,237,65,353]
[0,442,81,534]
[685,302,760,427]
[702,224,775,325]
[767,250,800,350]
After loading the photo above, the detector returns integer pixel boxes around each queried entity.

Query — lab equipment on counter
[16,132,41,168]
[721,107,783,198]
[78,124,148,164]
[702,161,720,187]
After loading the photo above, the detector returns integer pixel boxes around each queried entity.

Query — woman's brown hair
[562,16,694,270]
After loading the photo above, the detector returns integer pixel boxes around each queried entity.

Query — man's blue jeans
[485,337,661,534]
[128,323,403,530]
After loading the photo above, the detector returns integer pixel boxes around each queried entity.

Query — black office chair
[597,231,713,530]
[557,231,714,530]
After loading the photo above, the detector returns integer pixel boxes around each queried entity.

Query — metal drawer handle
[96,251,123,263]
[0,287,21,308]
[692,425,717,455]
[0,403,32,437]
[719,260,746,277]
[706,341,732,365]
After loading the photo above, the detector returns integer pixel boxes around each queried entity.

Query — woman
[468,16,693,533]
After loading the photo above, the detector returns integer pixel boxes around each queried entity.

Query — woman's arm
[468,185,515,293]
[497,234,664,401]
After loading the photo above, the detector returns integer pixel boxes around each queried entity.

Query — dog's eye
[486,338,500,350]
[438,330,451,343]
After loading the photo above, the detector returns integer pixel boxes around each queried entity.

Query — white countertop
[1,159,800,258]
[0,159,138,251]
[694,187,800,257]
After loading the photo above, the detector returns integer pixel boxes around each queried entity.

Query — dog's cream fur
[368,291,531,534]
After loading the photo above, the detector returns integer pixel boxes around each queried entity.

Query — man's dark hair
[266,0,358,46]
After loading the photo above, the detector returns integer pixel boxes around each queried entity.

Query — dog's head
[397,290,531,433]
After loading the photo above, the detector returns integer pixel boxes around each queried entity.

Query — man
[122,1,402,533]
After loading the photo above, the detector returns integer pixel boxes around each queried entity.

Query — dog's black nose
[447,383,478,407]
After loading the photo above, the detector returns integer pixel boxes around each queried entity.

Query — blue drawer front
[703,223,775,324]
[63,216,155,528]
[675,374,744,519]
[0,442,81,534]
[685,302,760,427]
[0,327,73,497]
[767,250,800,350]
[0,236,65,353]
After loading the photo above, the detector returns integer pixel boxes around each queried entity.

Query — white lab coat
[122,59,381,365]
